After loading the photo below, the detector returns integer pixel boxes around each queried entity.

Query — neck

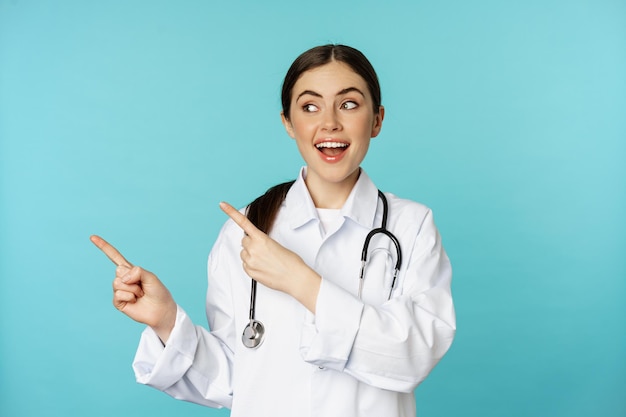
[304,168,360,209]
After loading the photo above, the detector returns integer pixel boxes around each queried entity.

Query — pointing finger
[219,202,262,237]
[90,235,133,268]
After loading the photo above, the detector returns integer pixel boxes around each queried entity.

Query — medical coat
[132,168,456,417]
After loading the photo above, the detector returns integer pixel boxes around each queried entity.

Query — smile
[315,141,349,160]
[315,141,349,149]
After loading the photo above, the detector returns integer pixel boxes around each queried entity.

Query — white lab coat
[132,168,456,417]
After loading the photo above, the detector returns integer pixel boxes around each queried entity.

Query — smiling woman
[91,44,455,417]
[282,60,384,208]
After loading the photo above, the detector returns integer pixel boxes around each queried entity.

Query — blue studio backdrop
[1,1,624,416]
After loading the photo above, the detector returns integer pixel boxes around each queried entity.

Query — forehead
[292,61,369,97]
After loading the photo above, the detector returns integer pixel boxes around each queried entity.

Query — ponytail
[245,180,295,234]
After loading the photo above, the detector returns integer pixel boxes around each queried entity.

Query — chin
[320,167,361,185]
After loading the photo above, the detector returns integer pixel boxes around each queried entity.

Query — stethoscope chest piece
[242,319,265,349]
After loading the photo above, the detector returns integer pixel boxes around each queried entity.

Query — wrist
[151,302,177,344]
[291,266,321,314]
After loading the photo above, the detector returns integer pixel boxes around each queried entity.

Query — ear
[370,106,385,138]
[281,112,296,139]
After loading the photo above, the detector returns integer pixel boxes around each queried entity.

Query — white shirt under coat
[132,167,456,417]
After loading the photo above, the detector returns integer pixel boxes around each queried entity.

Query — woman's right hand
[90,235,177,343]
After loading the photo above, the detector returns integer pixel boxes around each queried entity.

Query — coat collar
[284,167,380,230]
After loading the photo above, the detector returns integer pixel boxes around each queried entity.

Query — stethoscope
[242,190,403,349]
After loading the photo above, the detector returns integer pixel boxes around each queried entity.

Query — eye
[302,104,319,112]
[341,101,358,110]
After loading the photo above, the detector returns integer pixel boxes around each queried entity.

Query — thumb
[121,266,151,285]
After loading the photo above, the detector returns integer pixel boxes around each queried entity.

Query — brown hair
[281,44,382,120]
[245,180,295,234]
[247,44,381,233]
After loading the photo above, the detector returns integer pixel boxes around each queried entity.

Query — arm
[132,306,234,408]
[90,234,236,408]
[299,209,456,392]
[218,201,455,392]
[132,229,237,408]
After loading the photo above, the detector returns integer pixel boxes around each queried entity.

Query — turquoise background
[1,1,624,416]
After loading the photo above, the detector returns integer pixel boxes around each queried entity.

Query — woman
[91,44,455,417]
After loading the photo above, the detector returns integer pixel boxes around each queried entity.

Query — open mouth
[315,141,349,157]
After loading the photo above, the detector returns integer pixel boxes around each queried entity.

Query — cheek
[351,115,376,137]
[290,118,317,138]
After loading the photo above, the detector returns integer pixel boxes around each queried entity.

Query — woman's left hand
[219,201,321,313]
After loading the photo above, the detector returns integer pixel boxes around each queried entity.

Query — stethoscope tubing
[359,226,402,300]
[243,190,402,349]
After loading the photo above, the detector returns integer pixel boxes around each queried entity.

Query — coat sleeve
[131,227,236,408]
[299,209,456,393]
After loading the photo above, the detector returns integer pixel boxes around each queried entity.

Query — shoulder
[381,193,446,259]
[382,192,433,225]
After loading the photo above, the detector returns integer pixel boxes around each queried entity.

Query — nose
[321,108,341,131]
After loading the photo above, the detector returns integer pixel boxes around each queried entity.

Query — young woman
[91,44,455,417]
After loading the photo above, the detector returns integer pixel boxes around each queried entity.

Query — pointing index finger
[219,202,262,237]
[90,235,133,268]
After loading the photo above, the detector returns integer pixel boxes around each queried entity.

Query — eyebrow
[296,87,366,101]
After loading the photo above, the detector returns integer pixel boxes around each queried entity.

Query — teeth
[316,142,348,149]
